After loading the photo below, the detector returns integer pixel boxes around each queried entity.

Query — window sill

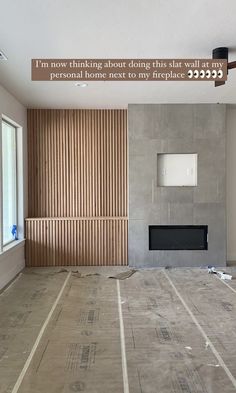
[1,239,25,257]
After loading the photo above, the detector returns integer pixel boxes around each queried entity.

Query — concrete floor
[1,267,236,392]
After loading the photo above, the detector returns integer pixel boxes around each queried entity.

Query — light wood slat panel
[28,109,127,218]
[27,109,128,266]
[25,218,128,267]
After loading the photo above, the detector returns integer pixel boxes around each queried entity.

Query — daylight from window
[2,120,17,245]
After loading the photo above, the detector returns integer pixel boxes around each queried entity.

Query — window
[1,120,17,246]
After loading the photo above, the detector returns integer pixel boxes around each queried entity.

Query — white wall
[0,84,27,289]
[226,105,236,261]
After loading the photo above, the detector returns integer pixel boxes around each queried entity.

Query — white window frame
[0,115,22,253]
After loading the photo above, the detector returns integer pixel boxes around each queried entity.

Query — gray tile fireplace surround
[128,104,226,267]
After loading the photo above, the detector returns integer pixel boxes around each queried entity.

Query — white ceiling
[0,0,236,109]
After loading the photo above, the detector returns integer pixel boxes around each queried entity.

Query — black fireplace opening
[149,225,208,250]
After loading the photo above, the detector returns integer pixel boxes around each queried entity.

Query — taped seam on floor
[163,270,236,390]
[11,271,71,393]
[216,275,236,294]
[117,280,130,393]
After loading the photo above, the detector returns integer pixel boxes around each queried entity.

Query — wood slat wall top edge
[27,109,127,112]
[25,217,128,221]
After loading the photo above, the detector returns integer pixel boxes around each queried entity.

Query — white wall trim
[0,241,25,291]
[1,239,25,257]
[0,83,27,290]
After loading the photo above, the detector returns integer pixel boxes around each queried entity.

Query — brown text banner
[32,59,227,81]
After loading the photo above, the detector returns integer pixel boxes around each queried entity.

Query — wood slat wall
[27,109,127,217]
[25,218,128,267]
[26,109,128,267]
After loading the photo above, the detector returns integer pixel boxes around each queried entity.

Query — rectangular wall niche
[157,153,197,186]
[149,225,208,250]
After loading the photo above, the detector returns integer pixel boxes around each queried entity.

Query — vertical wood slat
[25,218,128,267]
[27,109,127,218]
[26,109,128,267]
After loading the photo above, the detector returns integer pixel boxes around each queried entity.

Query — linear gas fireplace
[149,225,208,251]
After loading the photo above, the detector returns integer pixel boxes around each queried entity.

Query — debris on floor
[58,269,102,278]
[109,269,137,280]
[185,346,192,351]
[208,266,232,280]
[83,272,101,277]
[23,268,137,280]
[58,268,70,273]
[207,364,220,368]
[205,341,210,350]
